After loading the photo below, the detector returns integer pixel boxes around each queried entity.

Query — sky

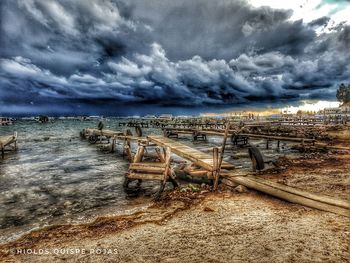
[0,0,350,116]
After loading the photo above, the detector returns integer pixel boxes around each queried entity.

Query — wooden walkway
[147,135,235,171]
[83,128,147,142]
[163,128,315,143]
[83,128,124,137]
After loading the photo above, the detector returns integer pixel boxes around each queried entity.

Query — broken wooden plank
[249,175,350,210]
[222,173,350,217]
[128,173,164,181]
[129,163,165,173]
[147,135,235,171]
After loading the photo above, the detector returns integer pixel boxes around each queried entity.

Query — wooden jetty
[147,135,235,171]
[124,135,233,197]
[79,128,350,216]
[126,135,349,216]
[81,128,146,142]
[80,128,147,160]
[0,132,17,159]
[82,128,124,138]
[162,127,315,148]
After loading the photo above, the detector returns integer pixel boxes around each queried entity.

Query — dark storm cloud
[128,0,305,59]
[0,0,350,115]
[308,16,331,28]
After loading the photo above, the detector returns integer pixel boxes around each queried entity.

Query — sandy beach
[1,152,349,263]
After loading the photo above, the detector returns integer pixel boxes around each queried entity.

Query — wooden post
[214,122,230,191]
[123,138,132,161]
[155,147,165,163]
[13,132,17,151]
[213,147,219,190]
[134,145,145,163]
[163,147,171,182]
[124,145,133,162]
[110,136,116,153]
[266,139,269,149]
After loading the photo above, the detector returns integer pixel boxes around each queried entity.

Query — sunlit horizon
[202,100,341,117]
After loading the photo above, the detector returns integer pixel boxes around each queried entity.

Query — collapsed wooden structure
[80,128,147,159]
[163,127,316,149]
[81,127,350,217]
[0,132,17,159]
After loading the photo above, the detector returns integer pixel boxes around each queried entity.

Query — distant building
[323,107,341,115]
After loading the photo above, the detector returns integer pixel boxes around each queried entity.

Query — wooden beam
[213,147,219,190]
[128,173,164,181]
[222,173,350,217]
[147,136,235,171]
[249,175,350,210]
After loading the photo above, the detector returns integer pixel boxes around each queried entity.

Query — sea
[0,118,161,243]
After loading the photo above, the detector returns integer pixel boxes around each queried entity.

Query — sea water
[0,119,160,243]
[0,118,292,243]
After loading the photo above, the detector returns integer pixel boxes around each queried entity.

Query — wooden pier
[148,135,235,171]
[79,128,350,216]
[0,132,17,159]
[162,127,316,148]
[124,135,234,197]
[146,136,349,217]
[80,128,147,161]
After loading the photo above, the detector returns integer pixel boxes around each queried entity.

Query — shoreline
[1,123,350,262]
[1,190,349,262]
[0,190,205,261]
[1,152,350,262]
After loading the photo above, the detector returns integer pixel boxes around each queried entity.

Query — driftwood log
[222,173,350,217]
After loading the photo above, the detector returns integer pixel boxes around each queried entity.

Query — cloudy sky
[0,0,350,116]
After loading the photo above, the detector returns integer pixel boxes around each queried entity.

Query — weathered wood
[155,147,165,163]
[128,173,164,181]
[218,123,230,170]
[124,145,133,162]
[214,122,230,190]
[249,176,350,210]
[239,133,315,143]
[147,136,235,171]
[0,132,17,159]
[83,128,147,143]
[84,128,123,138]
[213,147,219,190]
[133,145,145,163]
[130,162,166,168]
[110,136,116,152]
[129,163,165,173]
[183,166,210,176]
[162,128,316,143]
[222,173,350,217]
[163,147,171,183]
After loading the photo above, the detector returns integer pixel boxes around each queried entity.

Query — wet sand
[0,191,349,263]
